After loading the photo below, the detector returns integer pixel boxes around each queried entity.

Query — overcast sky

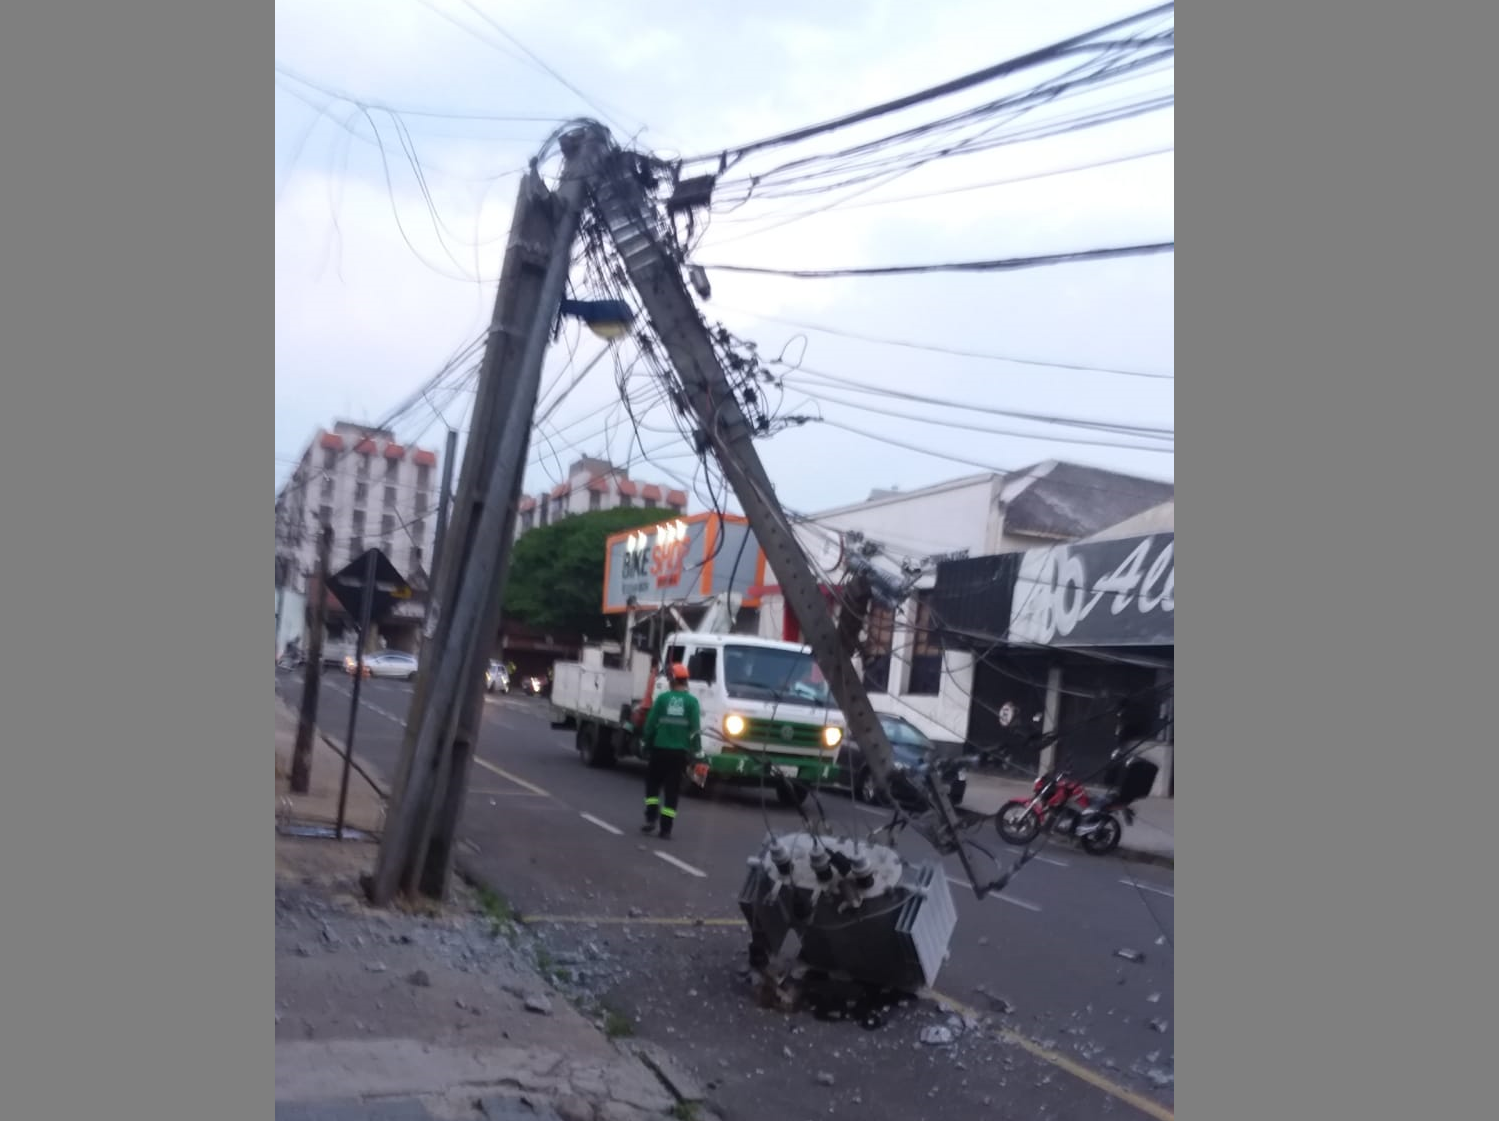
[275,0,1174,530]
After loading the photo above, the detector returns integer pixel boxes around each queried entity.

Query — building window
[411,519,425,540]
[667,503,682,516]
[521,510,534,531]
[410,546,424,573]
[357,455,371,480]
[907,596,943,696]
[862,603,895,694]
[416,463,431,489]
[352,510,365,534]
[381,513,395,538]
[589,490,602,512]
[540,496,549,526]
[414,492,428,514]
[323,447,338,470]
[385,458,400,480]
[354,482,368,503]
[318,504,333,527]
[350,537,363,557]
[618,495,632,509]
[384,485,397,508]
[320,475,335,499]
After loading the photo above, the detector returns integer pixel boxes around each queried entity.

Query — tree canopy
[502,506,674,639]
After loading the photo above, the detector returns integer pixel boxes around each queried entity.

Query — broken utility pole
[368,125,610,906]
[290,523,332,795]
[590,152,986,888]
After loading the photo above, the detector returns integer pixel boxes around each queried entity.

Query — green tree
[503,506,673,638]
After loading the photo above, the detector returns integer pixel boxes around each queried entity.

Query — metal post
[370,125,609,906]
[336,548,377,839]
[426,428,459,619]
[290,525,332,794]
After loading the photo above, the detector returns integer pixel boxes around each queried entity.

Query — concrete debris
[525,995,555,1015]
[919,1025,956,1046]
[1114,949,1146,963]
[1146,992,1161,1004]
[406,969,432,988]
[1155,935,1167,946]
[816,1071,836,1086]
[365,961,388,973]
[1146,1068,1174,1088]
[1147,1018,1170,1033]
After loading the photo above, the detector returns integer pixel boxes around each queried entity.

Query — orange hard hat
[669,663,690,681]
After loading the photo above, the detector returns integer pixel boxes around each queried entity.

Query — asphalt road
[278,672,1176,1121]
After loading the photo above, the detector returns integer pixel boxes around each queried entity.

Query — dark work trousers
[643,748,688,835]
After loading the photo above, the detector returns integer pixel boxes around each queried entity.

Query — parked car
[834,714,970,808]
[485,661,510,694]
[519,673,547,697]
[345,651,420,680]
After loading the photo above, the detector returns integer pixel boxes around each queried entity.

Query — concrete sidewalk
[966,772,1175,868]
[274,697,700,1121]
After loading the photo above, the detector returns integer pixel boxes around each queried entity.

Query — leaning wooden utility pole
[590,153,992,891]
[368,125,610,906]
[290,523,333,794]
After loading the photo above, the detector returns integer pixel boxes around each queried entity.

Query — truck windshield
[722,645,831,708]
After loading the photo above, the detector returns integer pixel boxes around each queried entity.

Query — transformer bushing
[738,833,958,993]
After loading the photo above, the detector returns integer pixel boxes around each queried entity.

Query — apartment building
[515,456,688,538]
[274,420,442,594]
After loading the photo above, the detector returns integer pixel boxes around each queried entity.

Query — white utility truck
[549,628,847,807]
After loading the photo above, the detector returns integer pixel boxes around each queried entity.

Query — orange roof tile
[616,479,639,497]
[666,489,688,507]
[641,484,663,501]
[319,432,344,450]
[412,449,438,467]
[383,443,406,460]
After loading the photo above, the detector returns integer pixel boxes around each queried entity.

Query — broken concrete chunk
[406,969,432,988]
[1115,948,1146,963]
[919,1025,956,1046]
[815,1071,836,1087]
[524,994,554,1015]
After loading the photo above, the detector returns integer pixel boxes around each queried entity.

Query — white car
[346,651,419,680]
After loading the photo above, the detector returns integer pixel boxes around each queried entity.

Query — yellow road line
[472,756,550,797]
[927,990,1174,1121]
[521,914,743,927]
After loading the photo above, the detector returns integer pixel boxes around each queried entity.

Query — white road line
[1034,854,1070,868]
[1120,879,1173,899]
[946,875,1042,913]
[580,812,623,836]
[654,851,709,878]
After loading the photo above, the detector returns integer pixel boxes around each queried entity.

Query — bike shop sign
[1008,532,1174,647]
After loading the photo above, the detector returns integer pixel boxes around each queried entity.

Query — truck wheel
[577,722,615,769]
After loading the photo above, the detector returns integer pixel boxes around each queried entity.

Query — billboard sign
[1008,532,1174,647]
[603,512,767,614]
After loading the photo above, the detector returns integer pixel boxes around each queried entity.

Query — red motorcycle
[996,754,1159,857]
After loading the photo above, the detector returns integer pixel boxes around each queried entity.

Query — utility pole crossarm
[592,155,978,877]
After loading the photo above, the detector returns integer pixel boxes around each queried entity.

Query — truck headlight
[724,713,746,737]
[822,726,843,748]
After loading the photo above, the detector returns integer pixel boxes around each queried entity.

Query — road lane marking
[521,915,741,927]
[579,812,623,836]
[654,851,709,878]
[946,875,1042,912]
[469,789,549,799]
[927,991,1174,1121]
[472,756,550,798]
[1120,879,1174,898]
[1034,854,1070,867]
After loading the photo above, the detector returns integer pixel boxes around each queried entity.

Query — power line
[710,303,1173,381]
[780,366,1174,437]
[699,241,1174,280]
[682,3,1175,164]
[790,385,1173,455]
[273,63,575,123]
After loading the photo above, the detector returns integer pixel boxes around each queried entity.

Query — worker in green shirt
[640,663,702,840]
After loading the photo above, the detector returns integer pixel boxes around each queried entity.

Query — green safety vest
[642,688,702,754]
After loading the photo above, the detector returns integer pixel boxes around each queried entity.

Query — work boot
[640,821,658,835]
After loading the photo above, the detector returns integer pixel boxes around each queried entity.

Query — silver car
[346,651,419,680]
